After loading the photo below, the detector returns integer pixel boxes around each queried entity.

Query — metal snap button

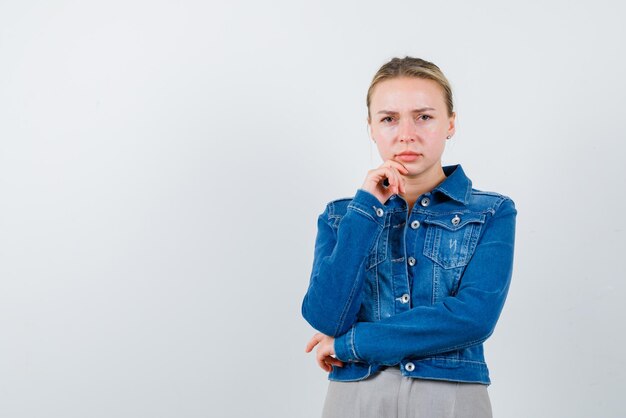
[420,197,430,207]
[375,207,384,217]
[451,214,461,226]
[407,256,416,266]
[404,362,415,372]
[400,293,410,303]
[410,220,420,229]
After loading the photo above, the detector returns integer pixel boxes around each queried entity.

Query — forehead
[370,77,445,110]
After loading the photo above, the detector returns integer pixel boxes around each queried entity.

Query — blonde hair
[366,56,454,120]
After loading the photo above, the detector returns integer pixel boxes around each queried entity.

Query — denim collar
[434,164,473,205]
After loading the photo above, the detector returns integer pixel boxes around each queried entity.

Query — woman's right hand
[361,160,409,204]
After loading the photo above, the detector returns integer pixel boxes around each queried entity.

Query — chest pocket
[422,212,486,269]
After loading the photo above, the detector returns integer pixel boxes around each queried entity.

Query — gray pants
[321,366,492,418]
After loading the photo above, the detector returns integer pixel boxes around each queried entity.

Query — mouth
[396,152,422,162]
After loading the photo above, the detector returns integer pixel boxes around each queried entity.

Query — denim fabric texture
[301,164,517,384]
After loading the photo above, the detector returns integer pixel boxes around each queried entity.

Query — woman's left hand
[305,332,344,372]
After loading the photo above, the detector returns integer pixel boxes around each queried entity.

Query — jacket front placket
[385,196,413,317]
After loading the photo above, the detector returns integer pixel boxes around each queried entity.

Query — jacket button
[375,207,384,217]
[407,257,416,266]
[410,220,420,229]
[400,293,410,303]
[404,362,415,372]
[420,197,430,207]
[451,214,461,226]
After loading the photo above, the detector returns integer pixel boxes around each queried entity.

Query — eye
[418,114,432,121]
[381,116,394,123]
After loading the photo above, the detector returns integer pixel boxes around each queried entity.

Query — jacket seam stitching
[420,337,486,357]
[347,205,379,224]
[349,326,360,360]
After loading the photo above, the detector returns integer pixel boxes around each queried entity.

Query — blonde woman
[302,56,517,418]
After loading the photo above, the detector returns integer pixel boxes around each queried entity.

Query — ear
[447,112,456,138]
[366,116,375,142]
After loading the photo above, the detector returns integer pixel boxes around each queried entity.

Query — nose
[397,117,416,142]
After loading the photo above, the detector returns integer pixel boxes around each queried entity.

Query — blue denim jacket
[301,164,517,384]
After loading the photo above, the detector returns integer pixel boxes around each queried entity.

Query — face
[368,77,455,178]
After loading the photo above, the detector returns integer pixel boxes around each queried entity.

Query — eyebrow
[377,107,436,114]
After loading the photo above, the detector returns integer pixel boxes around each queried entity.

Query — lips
[396,152,422,162]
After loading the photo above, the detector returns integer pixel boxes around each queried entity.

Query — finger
[317,355,331,372]
[395,167,408,193]
[317,349,337,372]
[380,166,405,195]
[304,334,322,352]
[371,167,393,191]
[385,161,408,193]
[381,167,397,189]
[398,174,406,193]
[326,356,344,367]
[304,335,321,353]
[323,357,344,370]
[387,159,410,174]
[384,166,401,194]
[380,165,403,186]
[385,159,409,174]
[391,167,402,194]
[323,358,339,371]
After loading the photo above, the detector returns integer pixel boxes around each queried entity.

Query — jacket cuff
[347,189,387,228]
[334,325,361,363]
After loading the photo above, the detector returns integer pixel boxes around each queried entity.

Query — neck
[400,164,447,210]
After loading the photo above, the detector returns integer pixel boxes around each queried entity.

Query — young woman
[301,56,517,418]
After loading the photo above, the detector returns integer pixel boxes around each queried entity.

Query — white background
[1,1,624,417]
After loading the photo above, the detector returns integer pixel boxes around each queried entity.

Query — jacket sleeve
[301,189,386,337]
[334,197,517,365]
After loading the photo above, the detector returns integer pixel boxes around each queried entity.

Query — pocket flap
[422,212,486,232]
